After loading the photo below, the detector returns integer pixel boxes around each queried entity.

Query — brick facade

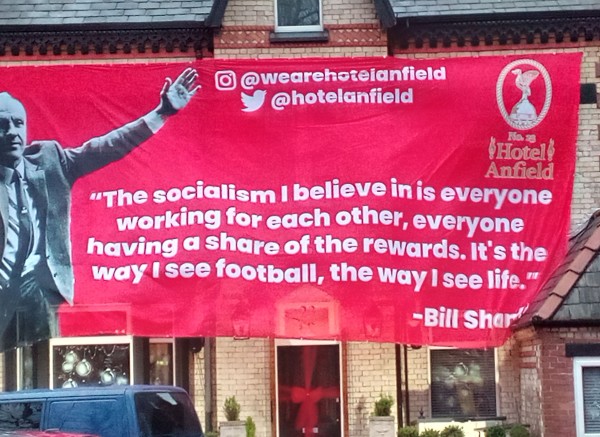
[215,0,388,59]
[214,338,273,436]
[0,2,598,437]
[346,342,397,437]
[511,326,600,437]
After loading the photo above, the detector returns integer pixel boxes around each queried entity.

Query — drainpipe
[395,344,404,426]
[204,337,213,432]
[404,345,410,425]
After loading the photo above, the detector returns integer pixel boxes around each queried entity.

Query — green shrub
[245,416,256,437]
[223,396,241,421]
[374,394,394,416]
[205,432,219,437]
[486,425,506,437]
[397,426,419,437]
[419,429,441,437]
[440,425,465,437]
[509,424,530,437]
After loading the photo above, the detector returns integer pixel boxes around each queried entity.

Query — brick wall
[346,342,397,437]
[404,346,429,422]
[215,338,272,437]
[215,0,388,59]
[514,328,543,436]
[513,326,600,437]
[497,336,521,424]
[573,46,600,227]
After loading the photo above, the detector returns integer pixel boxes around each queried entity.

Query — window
[47,399,123,435]
[135,391,203,437]
[430,348,497,419]
[574,358,600,436]
[0,402,42,430]
[50,336,133,388]
[275,0,322,32]
[149,339,174,385]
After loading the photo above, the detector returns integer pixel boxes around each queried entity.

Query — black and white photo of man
[0,67,199,349]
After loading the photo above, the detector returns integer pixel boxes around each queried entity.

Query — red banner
[0,54,580,346]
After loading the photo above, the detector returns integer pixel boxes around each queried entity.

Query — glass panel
[18,345,34,390]
[583,367,600,433]
[135,391,203,437]
[430,349,496,418]
[150,342,173,385]
[277,0,320,27]
[47,399,124,436]
[52,343,130,388]
[0,402,42,430]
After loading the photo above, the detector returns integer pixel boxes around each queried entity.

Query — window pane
[277,0,320,27]
[52,343,131,388]
[135,391,203,437]
[0,402,42,430]
[47,399,123,435]
[430,349,496,418]
[582,367,600,433]
[150,342,173,385]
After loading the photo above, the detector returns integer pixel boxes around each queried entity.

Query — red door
[276,343,342,437]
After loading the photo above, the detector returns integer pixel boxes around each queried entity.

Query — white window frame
[274,0,323,33]
[428,347,500,419]
[274,339,344,437]
[574,357,600,437]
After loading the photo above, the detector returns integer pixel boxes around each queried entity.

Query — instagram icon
[215,70,237,90]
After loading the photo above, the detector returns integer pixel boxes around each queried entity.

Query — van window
[135,392,202,437]
[0,402,42,430]
[46,399,124,437]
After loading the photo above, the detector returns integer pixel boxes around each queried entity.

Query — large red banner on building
[0,53,580,346]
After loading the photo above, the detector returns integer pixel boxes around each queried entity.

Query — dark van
[0,385,203,437]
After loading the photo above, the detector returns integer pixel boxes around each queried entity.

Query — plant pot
[369,416,395,437]
[220,420,246,437]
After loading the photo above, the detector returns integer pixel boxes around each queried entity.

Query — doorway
[275,340,343,437]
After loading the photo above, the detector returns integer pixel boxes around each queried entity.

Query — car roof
[0,431,99,437]
[0,385,187,401]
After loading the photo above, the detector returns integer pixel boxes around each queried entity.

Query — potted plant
[245,416,256,437]
[508,424,530,437]
[369,394,395,437]
[486,425,506,437]
[397,425,419,437]
[220,396,245,437]
[440,425,465,437]
[420,429,441,437]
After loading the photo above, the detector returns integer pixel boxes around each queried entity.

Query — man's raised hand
[157,67,200,116]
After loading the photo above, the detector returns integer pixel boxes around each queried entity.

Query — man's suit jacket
[0,117,154,304]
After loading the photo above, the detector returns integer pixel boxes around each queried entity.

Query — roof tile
[390,0,600,16]
[585,226,600,250]
[0,0,215,26]
[517,211,600,328]
[551,271,582,297]
[534,294,564,320]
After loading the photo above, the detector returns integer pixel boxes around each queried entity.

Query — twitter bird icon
[241,90,266,112]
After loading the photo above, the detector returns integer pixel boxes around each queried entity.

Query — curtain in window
[277,0,320,26]
[430,349,497,418]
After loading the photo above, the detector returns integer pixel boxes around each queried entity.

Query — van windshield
[134,392,203,437]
